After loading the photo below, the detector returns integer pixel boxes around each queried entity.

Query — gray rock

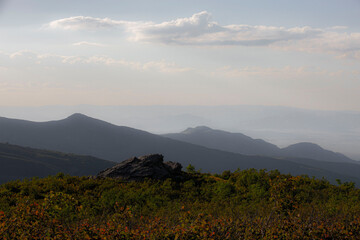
[97,154,186,181]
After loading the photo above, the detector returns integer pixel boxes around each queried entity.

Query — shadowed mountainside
[0,113,359,184]
[0,142,116,184]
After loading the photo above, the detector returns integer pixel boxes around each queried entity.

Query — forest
[1,168,360,239]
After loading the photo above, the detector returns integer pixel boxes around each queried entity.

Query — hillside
[0,114,359,184]
[0,143,115,183]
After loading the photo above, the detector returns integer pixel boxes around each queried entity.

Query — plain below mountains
[163,126,356,163]
[0,113,360,185]
[0,142,115,184]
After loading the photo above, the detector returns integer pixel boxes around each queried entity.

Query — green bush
[1,169,360,239]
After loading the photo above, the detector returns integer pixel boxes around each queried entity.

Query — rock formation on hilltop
[97,154,186,181]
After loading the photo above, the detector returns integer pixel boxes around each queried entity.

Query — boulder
[97,154,186,181]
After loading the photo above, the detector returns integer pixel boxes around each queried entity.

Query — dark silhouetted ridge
[0,142,115,184]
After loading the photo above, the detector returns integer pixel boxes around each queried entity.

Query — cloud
[61,55,142,69]
[4,50,191,74]
[7,51,67,66]
[42,12,360,60]
[328,26,348,30]
[45,12,322,45]
[72,41,105,47]
[9,50,38,60]
[46,16,124,30]
[272,31,360,58]
[211,66,348,80]
[61,55,192,73]
[127,11,224,44]
[142,61,192,73]
[129,12,323,46]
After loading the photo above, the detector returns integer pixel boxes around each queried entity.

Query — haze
[0,0,360,110]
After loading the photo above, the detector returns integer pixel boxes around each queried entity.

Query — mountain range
[163,126,355,163]
[2,105,359,160]
[0,113,359,184]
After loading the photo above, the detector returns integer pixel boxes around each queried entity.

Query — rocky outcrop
[96,154,186,181]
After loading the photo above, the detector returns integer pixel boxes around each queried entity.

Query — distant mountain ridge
[165,126,281,156]
[2,105,360,160]
[0,113,359,185]
[164,126,355,163]
[281,142,354,163]
[0,142,115,184]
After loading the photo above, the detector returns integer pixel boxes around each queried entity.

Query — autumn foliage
[1,169,360,239]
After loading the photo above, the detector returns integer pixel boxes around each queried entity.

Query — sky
[1,0,360,110]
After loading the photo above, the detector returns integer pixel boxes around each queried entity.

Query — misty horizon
[1,105,360,161]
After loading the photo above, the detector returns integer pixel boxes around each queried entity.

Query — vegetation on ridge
[0,169,360,239]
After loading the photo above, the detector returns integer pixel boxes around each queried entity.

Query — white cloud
[72,41,105,47]
[129,12,322,46]
[61,55,192,73]
[44,12,322,46]
[46,16,124,30]
[46,11,360,60]
[127,11,224,44]
[211,66,349,80]
[61,55,143,69]
[7,51,65,65]
[3,50,191,74]
[328,26,348,30]
[9,50,38,60]
[142,61,192,73]
[273,31,360,58]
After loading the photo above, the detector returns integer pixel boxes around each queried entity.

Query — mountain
[281,142,354,163]
[164,126,355,163]
[0,142,115,184]
[0,113,359,184]
[164,126,281,156]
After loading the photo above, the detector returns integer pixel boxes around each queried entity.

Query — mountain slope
[0,143,116,183]
[0,114,359,184]
[164,126,281,156]
[281,142,354,163]
[164,126,355,163]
